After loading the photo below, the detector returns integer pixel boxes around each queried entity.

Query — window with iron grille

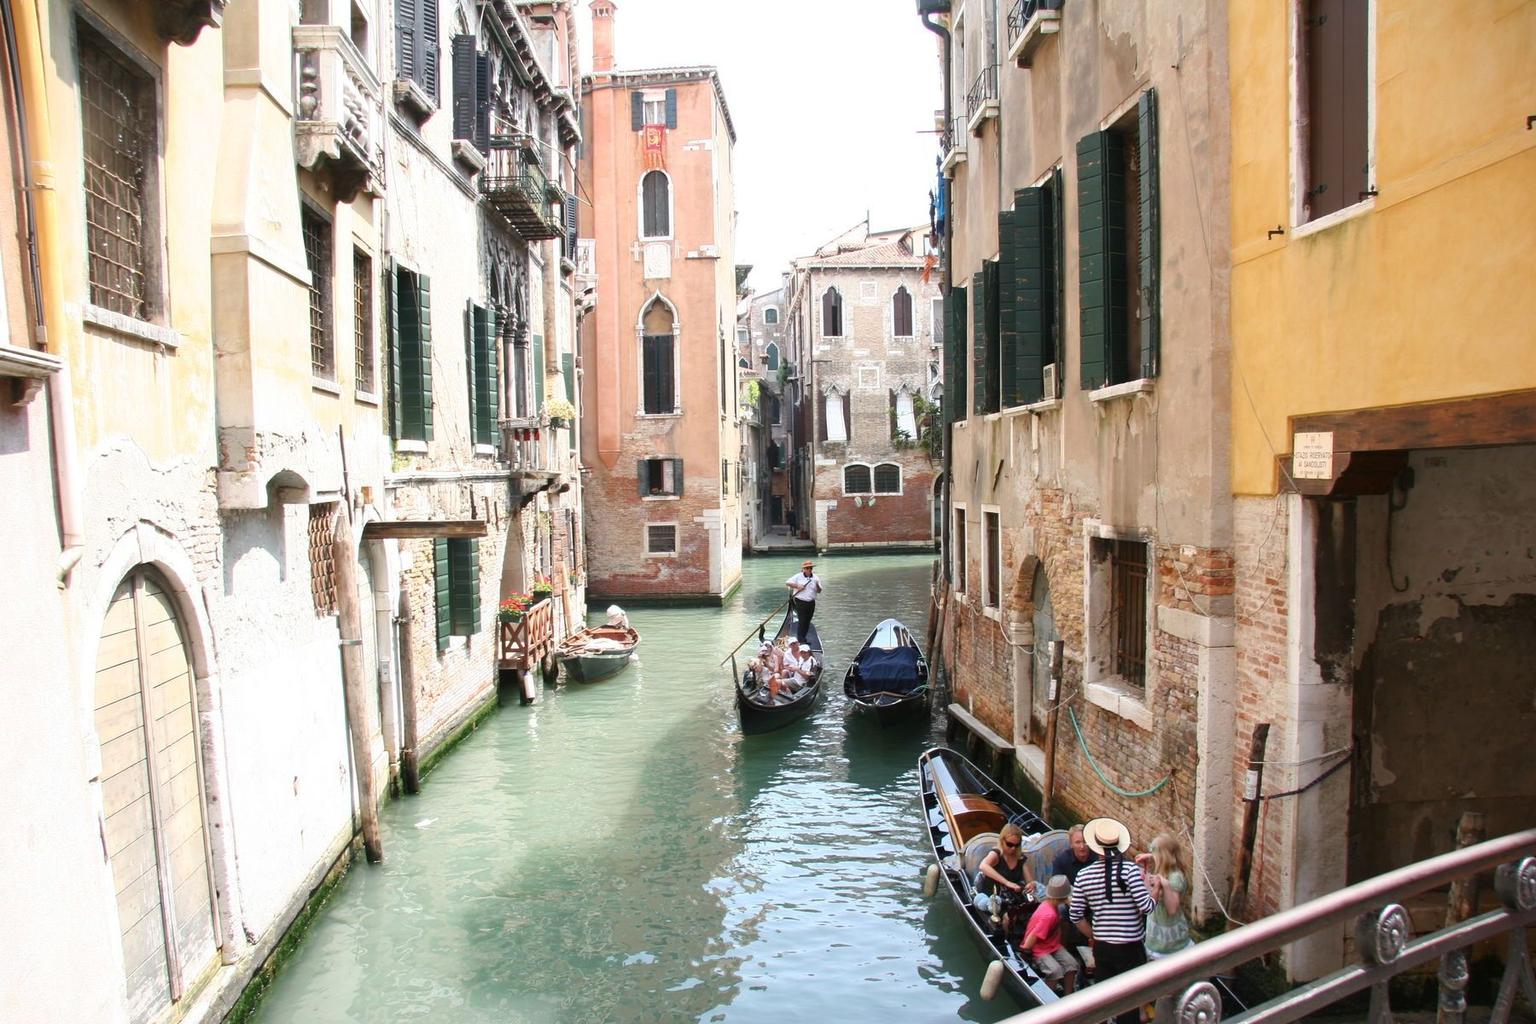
[79,22,157,321]
[983,510,1001,608]
[874,463,901,494]
[1109,539,1149,686]
[646,523,677,555]
[307,503,338,616]
[354,249,374,393]
[302,206,335,380]
[843,464,871,494]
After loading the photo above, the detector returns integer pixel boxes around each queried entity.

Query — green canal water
[250,552,1024,1023]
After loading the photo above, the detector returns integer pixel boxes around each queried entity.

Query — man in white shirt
[784,559,823,644]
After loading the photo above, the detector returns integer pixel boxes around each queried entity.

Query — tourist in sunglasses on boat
[972,822,1037,932]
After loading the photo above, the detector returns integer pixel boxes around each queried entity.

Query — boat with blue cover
[843,618,930,724]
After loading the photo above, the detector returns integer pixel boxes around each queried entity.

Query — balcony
[482,137,564,241]
[154,0,225,45]
[966,64,999,135]
[293,26,384,200]
[499,416,554,478]
[1007,0,1063,68]
[497,597,554,671]
[940,116,968,178]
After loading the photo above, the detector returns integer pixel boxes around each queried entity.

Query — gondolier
[1068,817,1155,1024]
[785,559,823,644]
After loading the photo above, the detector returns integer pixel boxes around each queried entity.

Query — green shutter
[387,261,402,438]
[561,352,575,404]
[1051,166,1066,386]
[946,284,967,421]
[485,308,499,439]
[1138,88,1161,380]
[997,208,1022,408]
[465,302,478,444]
[971,271,985,415]
[972,263,999,415]
[1077,130,1127,390]
[671,457,684,496]
[449,538,479,635]
[468,304,498,446]
[417,273,435,440]
[531,335,544,414]
[434,538,450,651]
[1016,187,1051,405]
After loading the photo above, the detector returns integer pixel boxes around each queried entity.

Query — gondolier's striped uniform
[1067,857,1155,942]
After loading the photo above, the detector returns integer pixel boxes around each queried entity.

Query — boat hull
[846,688,930,725]
[737,609,824,734]
[560,651,632,683]
[555,625,639,683]
[844,618,930,727]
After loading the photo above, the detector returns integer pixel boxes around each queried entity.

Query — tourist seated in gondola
[773,639,813,701]
[972,822,1036,930]
[1020,875,1078,994]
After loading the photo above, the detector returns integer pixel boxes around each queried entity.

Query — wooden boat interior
[558,625,637,655]
[928,753,1010,852]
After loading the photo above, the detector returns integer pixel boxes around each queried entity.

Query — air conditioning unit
[1042,363,1058,401]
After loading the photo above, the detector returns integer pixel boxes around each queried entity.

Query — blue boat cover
[850,646,922,694]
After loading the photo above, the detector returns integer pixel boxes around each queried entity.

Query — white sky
[577,0,943,293]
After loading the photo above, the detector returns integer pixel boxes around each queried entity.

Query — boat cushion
[961,832,1001,875]
[1022,829,1071,886]
[849,646,923,695]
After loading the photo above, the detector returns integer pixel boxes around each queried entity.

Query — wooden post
[1437,811,1486,1024]
[332,500,383,862]
[1228,723,1271,922]
[1040,640,1063,822]
[398,587,421,795]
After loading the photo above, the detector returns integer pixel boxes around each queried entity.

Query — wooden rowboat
[555,625,640,683]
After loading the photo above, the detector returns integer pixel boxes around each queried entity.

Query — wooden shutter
[843,390,852,442]
[1077,130,1127,390]
[664,88,677,128]
[396,0,418,82]
[484,308,499,439]
[1305,0,1369,221]
[434,538,450,650]
[818,392,828,441]
[449,538,479,635]
[636,459,648,497]
[562,352,575,404]
[564,195,579,260]
[416,273,434,440]
[888,388,898,436]
[670,457,684,496]
[946,283,967,420]
[451,35,475,141]
[464,303,478,442]
[387,261,402,437]
[630,91,644,130]
[419,0,439,100]
[972,265,998,415]
[1050,167,1065,381]
[474,53,492,152]
[997,206,1023,407]
[531,334,544,414]
[1138,89,1160,380]
[1017,187,1053,405]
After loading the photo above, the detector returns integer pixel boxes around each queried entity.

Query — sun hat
[801,559,815,569]
[1082,817,1132,856]
[1045,874,1072,900]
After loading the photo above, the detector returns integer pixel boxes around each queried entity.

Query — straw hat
[1045,874,1072,900]
[801,559,815,569]
[1083,817,1132,855]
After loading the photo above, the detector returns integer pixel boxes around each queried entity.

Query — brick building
[783,225,942,552]
[739,284,796,546]
[578,0,742,601]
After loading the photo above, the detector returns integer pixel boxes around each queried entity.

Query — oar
[719,596,791,667]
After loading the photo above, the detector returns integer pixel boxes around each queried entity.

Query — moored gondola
[917,746,1073,1005]
[555,625,640,682]
[843,618,930,724]
[736,607,824,734]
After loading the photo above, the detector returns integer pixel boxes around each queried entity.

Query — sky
[576,0,944,293]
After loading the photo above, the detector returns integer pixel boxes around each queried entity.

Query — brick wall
[819,457,936,547]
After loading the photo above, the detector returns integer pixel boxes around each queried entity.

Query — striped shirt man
[1068,856,1155,943]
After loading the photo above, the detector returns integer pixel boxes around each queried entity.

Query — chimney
[591,0,617,72]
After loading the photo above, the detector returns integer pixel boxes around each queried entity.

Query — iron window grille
[646,524,677,554]
[353,249,374,392]
[844,464,872,494]
[1109,539,1149,686]
[307,503,338,616]
[302,206,335,380]
[874,464,901,494]
[984,511,1001,607]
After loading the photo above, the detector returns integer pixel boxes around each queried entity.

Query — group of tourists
[748,636,817,702]
[974,817,1193,1014]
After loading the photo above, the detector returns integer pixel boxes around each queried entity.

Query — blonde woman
[1137,833,1194,958]
[974,822,1036,922]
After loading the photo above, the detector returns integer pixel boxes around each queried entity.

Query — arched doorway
[1028,562,1058,744]
[94,569,219,1021]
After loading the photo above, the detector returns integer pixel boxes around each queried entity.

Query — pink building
[578,0,742,601]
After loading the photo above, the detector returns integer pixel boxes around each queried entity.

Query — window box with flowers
[546,397,576,430]
[531,575,554,602]
[497,589,555,669]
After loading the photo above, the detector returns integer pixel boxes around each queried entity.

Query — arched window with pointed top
[822,286,843,337]
[640,296,678,414]
[892,285,914,337]
[765,342,780,371]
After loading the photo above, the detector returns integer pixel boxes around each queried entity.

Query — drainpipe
[7,0,85,583]
[920,6,953,588]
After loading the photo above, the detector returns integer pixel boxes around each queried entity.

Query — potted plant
[546,397,576,429]
[498,593,532,624]
[531,575,554,602]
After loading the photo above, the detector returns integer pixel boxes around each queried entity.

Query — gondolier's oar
[719,596,791,667]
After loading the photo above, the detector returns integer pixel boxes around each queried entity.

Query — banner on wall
[642,124,666,169]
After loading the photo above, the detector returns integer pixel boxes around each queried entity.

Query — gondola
[555,625,640,683]
[843,618,930,724]
[917,746,1073,1005]
[736,607,824,734]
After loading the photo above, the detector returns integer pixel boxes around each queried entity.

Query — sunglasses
[1002,839,1021,849]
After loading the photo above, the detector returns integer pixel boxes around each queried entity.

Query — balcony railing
[1006,0,1064,67]
[293,26,384,200]
[482,137,564,241]
[941,115,968,177]
[966,64,999,134]
[497,597,554,670]
[499,416,550,476]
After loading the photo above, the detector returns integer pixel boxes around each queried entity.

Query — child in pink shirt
[1021,875,1078,994]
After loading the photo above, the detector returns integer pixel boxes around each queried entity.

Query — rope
[1066,705,1172,799]
[1259,749,1352,802]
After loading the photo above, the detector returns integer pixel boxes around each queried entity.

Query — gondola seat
[1021,829,1071,884]
[962,832,1001,876]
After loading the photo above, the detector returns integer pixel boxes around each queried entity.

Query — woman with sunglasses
[973,822,1036,924]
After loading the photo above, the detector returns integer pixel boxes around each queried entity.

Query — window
[641,170,670,237]
[983,510,1000,609]
[630,88,677,130]
[1299,0,1371,223]
[1089,537,1149,688]
[79,22,159,321]
[843,464,872,494]
[434,537,481,650]
[302,205,335,380]
[721,458,729,495]
[394,0,440,102]
[952,508,968,594]
[895,390,918,439]
[638,457,683,497]
[451,34,490,151]
[874,463,901,494]
[308,502,338,615]
[643,96,665,126]
[765,342,779,371]
[467,301,499,446]
[998,169,1065,406]
[892,286,914,337]
[736,326,749,347]
[1077,91,1160,389]
[822,286,843,337]
[763,307,779,325]
[768,393,781,424]
[354,249,374,393]
[646,523,677,555]
[824,390,848,443]
[931,296,944,345]
[641,298,676,414]
[391,267,433,441]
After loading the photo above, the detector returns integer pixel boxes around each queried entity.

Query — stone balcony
[293,26,384,201]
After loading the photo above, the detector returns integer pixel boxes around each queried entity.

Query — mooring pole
[1228,722,1271,922]
[398,587,421,795]
[1040,640,1063,822]
[333,499,383,862]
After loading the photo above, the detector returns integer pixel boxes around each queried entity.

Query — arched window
[763,307,779,325]
[822,286,843,337]
[892,286,914,337]
[844,464,872,494]
[641,170,670,238]
[874,463,902,493]
[765,342,779,371]
[641,298,676,414]
[738,356,749,369]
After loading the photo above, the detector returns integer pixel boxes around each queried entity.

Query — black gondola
[843,618,930,724]
[917,746,1073,1006]
[736,607,824,734]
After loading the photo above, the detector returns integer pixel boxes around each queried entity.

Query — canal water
[251,552,1024,1023]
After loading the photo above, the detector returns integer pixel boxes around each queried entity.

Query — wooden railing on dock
[497,597,554,670]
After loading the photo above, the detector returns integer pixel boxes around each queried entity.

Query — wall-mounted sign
[1293,431,1334,480]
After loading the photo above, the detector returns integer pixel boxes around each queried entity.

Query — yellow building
[1228,0,1536,977]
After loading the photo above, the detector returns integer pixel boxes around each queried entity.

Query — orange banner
[642,124,666,169]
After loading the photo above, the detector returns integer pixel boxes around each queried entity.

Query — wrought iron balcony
[482,138,564,241]
[966,64,999,135]
[293,26,384,200]
[1006,0,1063,68]
[940,116,968,177]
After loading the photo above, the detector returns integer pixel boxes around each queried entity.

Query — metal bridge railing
[1000,828,1536,1024]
